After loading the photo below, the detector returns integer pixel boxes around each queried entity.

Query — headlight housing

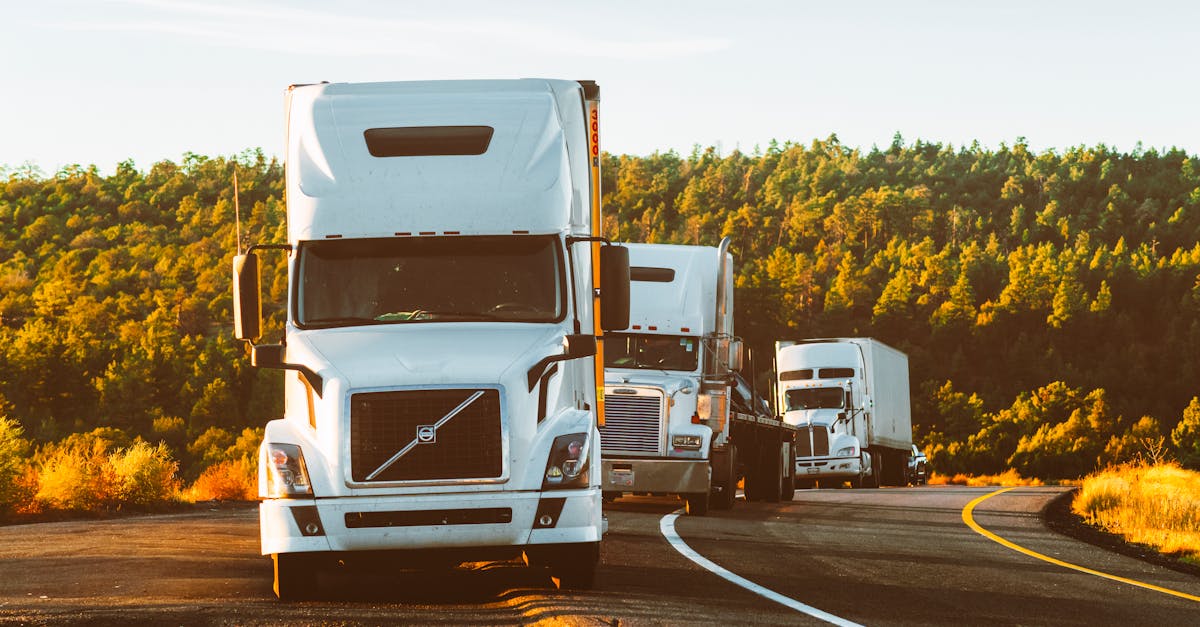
[671,434,703,450]
[264,443,313,498]
[834,445,857,457]
[543,433,590,489]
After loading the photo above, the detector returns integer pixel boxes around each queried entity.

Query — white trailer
[232,79,631,598]
[600,239,797,514]
[776,338,912,488]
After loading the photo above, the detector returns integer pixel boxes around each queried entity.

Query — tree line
[1,136,1199,482]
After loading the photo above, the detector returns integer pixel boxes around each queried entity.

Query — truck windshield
[297,235,564,327]
[604,333,698,372]
[785,387,844,411]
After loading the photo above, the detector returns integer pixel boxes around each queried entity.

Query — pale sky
[2,0,1197,174]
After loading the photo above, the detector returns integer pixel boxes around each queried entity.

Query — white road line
[659,511,863,627]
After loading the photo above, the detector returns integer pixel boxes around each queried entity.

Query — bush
[108,441,181,506]
[35,438,117,511]
[187,457,256,501]
[35,436,181,512]
[0,416,32,516]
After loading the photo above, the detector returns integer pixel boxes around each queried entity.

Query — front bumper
[796,456,861,480]
[260,488,600,556]
[600,457,711,493]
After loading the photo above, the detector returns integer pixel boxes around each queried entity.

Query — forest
[1,136,1199,495]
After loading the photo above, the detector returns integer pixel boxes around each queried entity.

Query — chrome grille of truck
[600,391,663,454]
[350,388,502,482]
[796,426,831,457]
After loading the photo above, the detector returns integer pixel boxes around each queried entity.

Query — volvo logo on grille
[416,425,436,444]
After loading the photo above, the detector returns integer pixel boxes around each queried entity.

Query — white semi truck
[232,79,631,599]
[600,239,797,514]
[775,338,912,488]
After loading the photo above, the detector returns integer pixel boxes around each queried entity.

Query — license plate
[610,469,635,487]
[806,467,819,474]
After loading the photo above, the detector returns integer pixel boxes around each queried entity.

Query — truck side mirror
[233,253,262,342]
[728,339,744,372]
[600,245,630,331]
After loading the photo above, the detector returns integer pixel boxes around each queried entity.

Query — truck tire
[762,450,783,503]
[272,552,318,601]
[779,442,795,502]
[546,542,600,590]
[866,451,881,489]
[712,445,737,510]
[684,491,710,516]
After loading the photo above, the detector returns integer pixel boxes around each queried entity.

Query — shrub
[0,416,33,516]
[187,457,256,501]
[108,440,181,506]
[35,435,182,512]
[35,439,117,511]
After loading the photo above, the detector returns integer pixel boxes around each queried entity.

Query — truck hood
[782,408,843,428]
[295,324,565,390]
[604,370,695,396]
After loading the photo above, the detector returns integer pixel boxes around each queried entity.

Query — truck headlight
[671,435,703,450]
[264,443,313,498]
[834,446,857,457]
[543,433,590,489]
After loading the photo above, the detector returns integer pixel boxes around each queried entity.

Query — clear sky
[2,0,1197,174]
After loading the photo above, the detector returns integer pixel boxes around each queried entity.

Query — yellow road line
[962,487,1200,603]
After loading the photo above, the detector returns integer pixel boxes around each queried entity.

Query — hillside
[2,138,1199,479]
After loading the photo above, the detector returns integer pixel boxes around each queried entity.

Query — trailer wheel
[272,552,318,601]
[762,449,783,503]
[779,442,795,501]
[712,445,737,510]
[602,491,620,504]
[684,491,710,516]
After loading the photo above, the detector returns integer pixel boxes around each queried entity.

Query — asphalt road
[0,487,1197,625]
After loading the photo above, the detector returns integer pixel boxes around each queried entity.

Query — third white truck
[775,338,912,488]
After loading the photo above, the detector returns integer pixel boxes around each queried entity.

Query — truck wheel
[866,451,881,489]
[762,451,783,503]
[547,542,599,590]
[779,443,795,502]
[272,552,318,601]
[684,491,710,516]
[602,491,620,504]
[712,445,737,510]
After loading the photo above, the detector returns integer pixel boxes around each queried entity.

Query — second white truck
[600,238,797,514]
[775,338,912,488]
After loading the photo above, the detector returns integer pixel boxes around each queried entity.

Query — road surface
[0,486,1196,625]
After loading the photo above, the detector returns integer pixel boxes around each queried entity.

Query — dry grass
[927,468,1045,487]
[1073,462,1200,561]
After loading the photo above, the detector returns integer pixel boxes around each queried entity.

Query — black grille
[796,426,831,457]
[350,389,502,482]
[344,508,512,528]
